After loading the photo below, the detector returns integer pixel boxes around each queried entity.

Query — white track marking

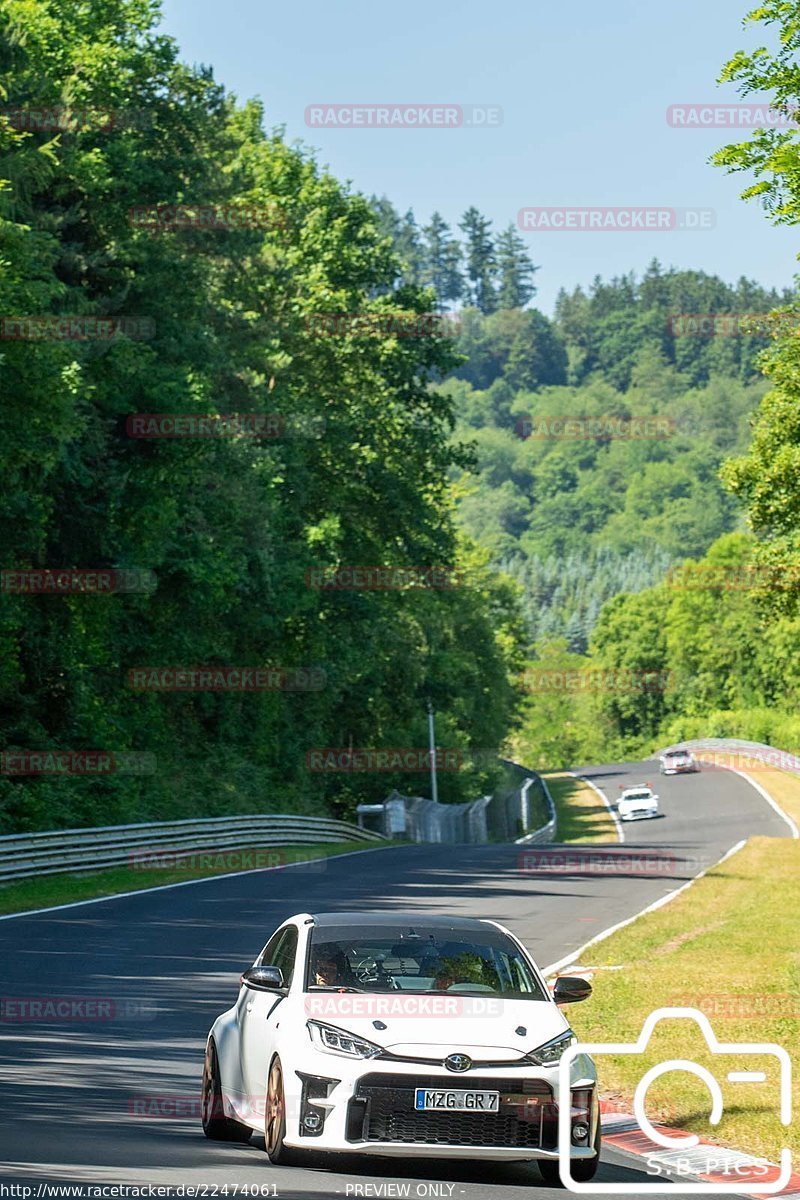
[725,766,799,839]
[542,839,746,977]
[0,846,390,921]
[568,770,624,842]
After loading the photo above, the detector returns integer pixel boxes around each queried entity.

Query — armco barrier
[515,775,557,844]
[372,760,556,845]
[656,735,800,773]
[0,814,385,883]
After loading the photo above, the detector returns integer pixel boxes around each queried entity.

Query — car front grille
[347,1073,556,1148]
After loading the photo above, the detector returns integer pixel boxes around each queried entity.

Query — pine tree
[422,211,464,309]
[495,223,538,309]
[370,195,401,244]
[459,207,497,314]
[395,208,425,286]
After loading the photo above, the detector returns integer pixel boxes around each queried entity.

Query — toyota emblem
[444,1053,472,1072]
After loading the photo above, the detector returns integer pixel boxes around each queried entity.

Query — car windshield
[623,791,652,800]
[305,924,549,999]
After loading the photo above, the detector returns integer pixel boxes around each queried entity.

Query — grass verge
[544,771,618,843]
[0,840,388,916]
[733,763,800,828]
[562,767,800,1169]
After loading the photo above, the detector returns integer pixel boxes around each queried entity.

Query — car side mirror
[553,975,592,1005]
[241,965,285,992]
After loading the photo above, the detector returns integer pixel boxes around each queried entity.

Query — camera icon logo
[558,1007,792,1193]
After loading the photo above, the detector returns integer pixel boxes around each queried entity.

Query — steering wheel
[353,956,381,984]
[353,956,397,988]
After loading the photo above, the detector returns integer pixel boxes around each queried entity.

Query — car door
[238,925,299,1111]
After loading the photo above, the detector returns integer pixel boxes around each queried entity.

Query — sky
[159,0,799,313]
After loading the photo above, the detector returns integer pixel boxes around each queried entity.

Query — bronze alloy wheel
[201,1039,252,1143]
[265,1056,305,1165]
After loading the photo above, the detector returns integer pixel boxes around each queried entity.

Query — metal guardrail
[515,775,557,845]
[656,736,800,772]
[364,760,556,845]
[0,814,386,883]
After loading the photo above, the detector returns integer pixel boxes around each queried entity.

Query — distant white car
[659,749,698,775]
[617,785,659,821]
[202,911,601,1183]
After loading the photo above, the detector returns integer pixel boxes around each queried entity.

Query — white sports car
[202,911,601,1184]
[659,749,699,775]
[617,785,660,821]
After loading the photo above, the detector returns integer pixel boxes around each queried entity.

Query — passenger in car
[311,946,355,987]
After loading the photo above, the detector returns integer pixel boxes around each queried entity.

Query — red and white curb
[600,1112,800,1197]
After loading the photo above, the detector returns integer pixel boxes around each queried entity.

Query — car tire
[201,1038,253,1143]
[265,1056,304,1165]
[538,1124,601,1186]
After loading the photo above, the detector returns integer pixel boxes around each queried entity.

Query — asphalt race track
[0,759,792,1198]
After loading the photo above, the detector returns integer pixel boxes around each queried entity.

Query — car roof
[309,911,491,931]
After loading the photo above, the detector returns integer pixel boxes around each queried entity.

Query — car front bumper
[277,1050,599,1161]
[619,806,658,820]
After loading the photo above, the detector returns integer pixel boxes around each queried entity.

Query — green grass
[563,824,800,1170]
[0,840,388,915]
[544,771,618,843]
[731,762,800,827]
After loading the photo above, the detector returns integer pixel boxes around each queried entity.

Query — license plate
[414,1088,499,1112]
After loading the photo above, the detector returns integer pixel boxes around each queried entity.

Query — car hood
[300,994,569,1058]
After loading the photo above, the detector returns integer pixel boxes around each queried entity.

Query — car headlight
[307,1020,383,1059]
[524,1030,577,1066]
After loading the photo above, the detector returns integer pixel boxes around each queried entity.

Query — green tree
[421,211,464,309]
[0,0,522,831]
[712,0,800,222]
[711,0,800,617]
[495,223,538,309]
[459,206,497,314]
[510,640,611,769]
[395,208,425,286]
